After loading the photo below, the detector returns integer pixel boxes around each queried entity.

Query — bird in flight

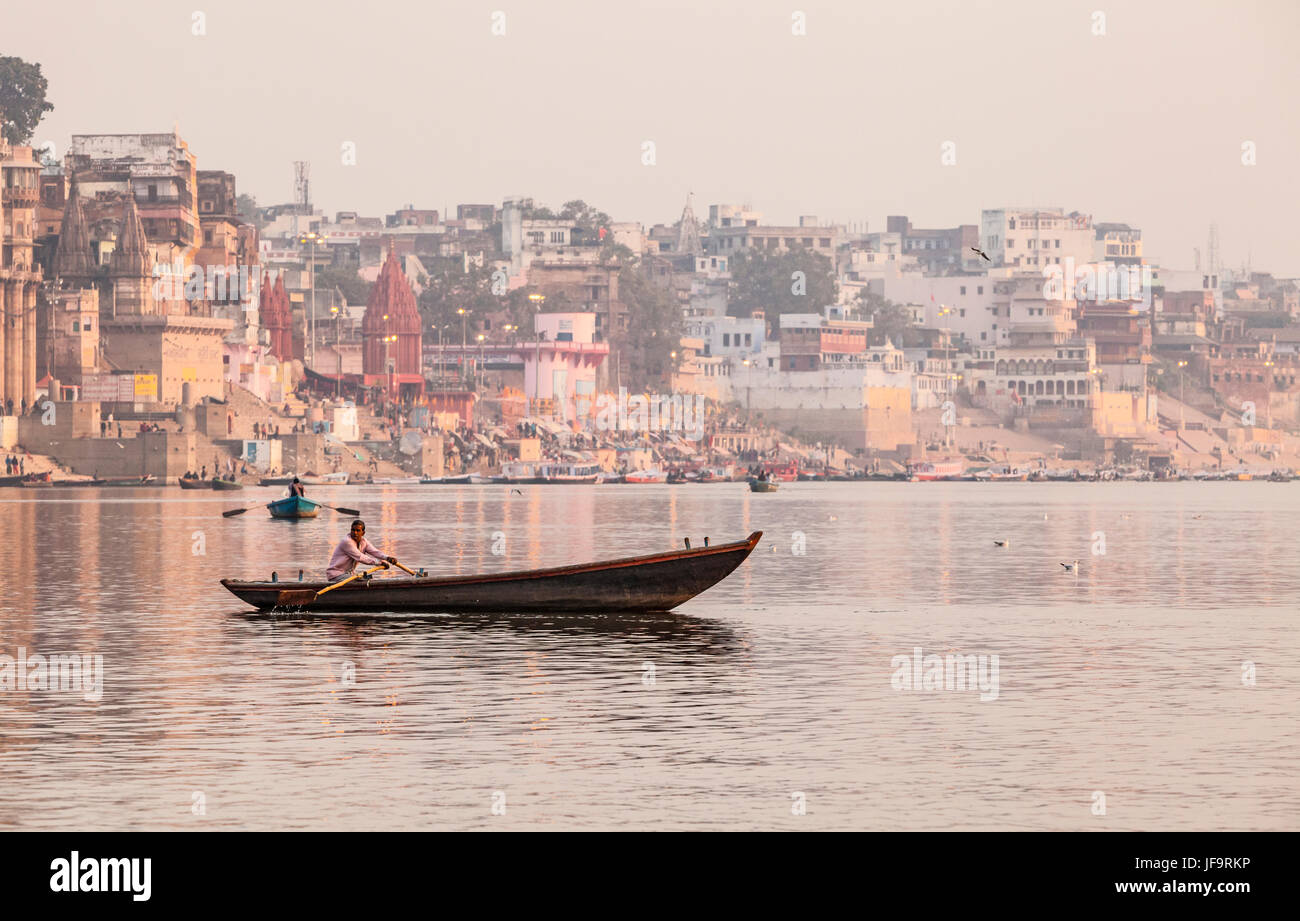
[970,247,991,262]
[510,488,522,495]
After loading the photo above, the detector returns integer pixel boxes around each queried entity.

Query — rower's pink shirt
[327,535,388,580]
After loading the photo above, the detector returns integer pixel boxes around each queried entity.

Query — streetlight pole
[331,305,341,400]
[1177,359,1188,431]
[299,232,327,370]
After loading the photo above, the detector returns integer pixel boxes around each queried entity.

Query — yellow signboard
[134,374,158,401]
[290,292,304,303]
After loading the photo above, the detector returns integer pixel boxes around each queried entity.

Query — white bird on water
[1060,560,1080,572]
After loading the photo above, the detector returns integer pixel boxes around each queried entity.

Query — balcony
[2,186,40,208]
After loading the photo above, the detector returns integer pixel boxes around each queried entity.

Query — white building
[980,208,1096,271]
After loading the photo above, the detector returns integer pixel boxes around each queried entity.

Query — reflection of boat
[748,478,780,492]
[268,495,320,519]
[223,531,763,613]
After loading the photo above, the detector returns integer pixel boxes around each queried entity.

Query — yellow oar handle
[391,560,418,577]
[315,564,386,598]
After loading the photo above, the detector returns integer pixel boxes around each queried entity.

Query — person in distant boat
[289,477,305,497]
[327,519,398,581]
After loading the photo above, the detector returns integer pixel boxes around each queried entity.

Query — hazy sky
[10,0,1300,274]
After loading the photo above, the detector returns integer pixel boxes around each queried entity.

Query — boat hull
[268,496,320,519]
[748,479,780,492]
[178,478,212,490]
[212,479,243,491]
[222,531,762,614]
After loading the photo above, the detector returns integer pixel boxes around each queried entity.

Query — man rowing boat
[327,519,401,581]
[289,477,305,497]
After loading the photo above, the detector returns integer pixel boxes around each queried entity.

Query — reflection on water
[0,482,1296,829]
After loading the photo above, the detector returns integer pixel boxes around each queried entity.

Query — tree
[416,259,507,336]
[727,246,838,323]
[314,265,372,307]
[0,57,54,145]
[855,289,923,347]
[615,263,683,389]
[236,193,268,231]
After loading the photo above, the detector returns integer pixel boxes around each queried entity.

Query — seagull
[115,442,124,450]
[970,246,991,262]
[770,544,777,552]
[1193,514,1204,520]
[993,539,1009,548]
[1060,560,1080,572]
[510,488,522,495]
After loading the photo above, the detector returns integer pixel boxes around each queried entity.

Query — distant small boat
[0,471,52,488]
[368,476,422,485]
[178,477,212,490]
[908,460,964,481]
[748,478,780,492]
[625,468,668,484]
[535,463,600,484]
[267,495,320,519]
[299,472,348,486]
[98,475,157,487]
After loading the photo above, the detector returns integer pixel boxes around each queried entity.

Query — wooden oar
[313,502,361,517]
[390,560,419,577]
[223,499,360,518]
[276,564,386,607]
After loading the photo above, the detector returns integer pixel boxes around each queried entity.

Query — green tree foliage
[0,56,54,145]
[855,289,923,347]
[615,263,683,389]
[314,264,372,307]
[727,247,838,322]
[416,259,507,335]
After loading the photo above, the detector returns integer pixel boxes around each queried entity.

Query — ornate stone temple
[361,244,423,401]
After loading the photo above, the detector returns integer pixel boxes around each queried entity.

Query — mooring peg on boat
[704,536,709,547]
[684,538,690,549]
[298,569,304,581]
[271,572,278,582]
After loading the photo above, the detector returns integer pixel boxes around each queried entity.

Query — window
[1007,239,1015,248]
[960,286,967,295]
[744,334,752,346]
[723,333,730,347]
[147,184,157,202]
[819,238,830,247]
[977,286,984,295]
[72,321,80,332]
[959,309,966,317]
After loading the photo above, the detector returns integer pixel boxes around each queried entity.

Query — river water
[1,482,1296,830]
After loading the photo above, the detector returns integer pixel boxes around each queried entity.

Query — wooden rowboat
[178,477,212,490]
[211,477,244,491]
[748,478,780,492]
[222,530,762,613]
[267,495,320,519]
